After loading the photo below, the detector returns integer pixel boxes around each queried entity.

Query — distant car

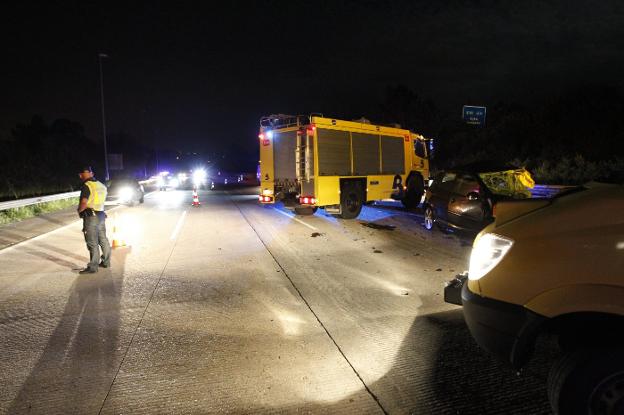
[157,174,179,191]
[444,181,624,414]
[423,163,534,233]
[106,179,144,205]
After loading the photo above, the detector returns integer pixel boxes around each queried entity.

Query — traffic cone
[192,188,201,207]
[110,213,127,248]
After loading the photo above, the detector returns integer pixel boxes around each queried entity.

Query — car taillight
[259,195,273,203]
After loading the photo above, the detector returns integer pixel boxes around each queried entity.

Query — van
[445,182,624,414]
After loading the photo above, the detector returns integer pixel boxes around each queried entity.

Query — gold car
[445,182,624,414]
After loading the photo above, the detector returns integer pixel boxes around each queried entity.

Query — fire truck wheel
[294,207,317,215]
[339,182,363,219]
[402,176,424,209]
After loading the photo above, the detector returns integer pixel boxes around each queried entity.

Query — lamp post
[98,53,110,181]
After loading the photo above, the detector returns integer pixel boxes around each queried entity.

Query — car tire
[548,348,624,415]
[424,205,434,230]
[139,195,144,204]
[402,176,424,209]
[339,182,363,219]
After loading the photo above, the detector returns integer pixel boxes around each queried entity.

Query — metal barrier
[530,184,573,198]
[0,191,80,211]
[0,182,571,211]
[0,179,155,212]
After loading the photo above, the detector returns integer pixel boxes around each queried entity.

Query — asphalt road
[0,188,555,414]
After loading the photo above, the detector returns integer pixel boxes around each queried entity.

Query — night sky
[2,1,624,169]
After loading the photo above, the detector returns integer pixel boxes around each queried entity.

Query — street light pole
[98,53,110,181]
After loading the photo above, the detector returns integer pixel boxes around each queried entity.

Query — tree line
[0,116,156,200]
[378,84,624,184]
[2,84,623,200]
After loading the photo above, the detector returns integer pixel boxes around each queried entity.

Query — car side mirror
[467,191,480,201]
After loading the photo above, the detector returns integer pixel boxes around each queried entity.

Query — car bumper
[444,275,546,369]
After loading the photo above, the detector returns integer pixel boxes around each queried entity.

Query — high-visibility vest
[85,180,107,211]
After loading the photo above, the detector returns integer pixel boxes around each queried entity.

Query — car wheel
[548,348,624,415]
[424,205,434,230]
[139,195,144,203]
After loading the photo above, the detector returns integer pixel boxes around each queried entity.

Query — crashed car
[423,162,535,232]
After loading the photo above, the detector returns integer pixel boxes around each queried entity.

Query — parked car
[423,162,534,233]
[444,181,624,414]
[106,178,145,205]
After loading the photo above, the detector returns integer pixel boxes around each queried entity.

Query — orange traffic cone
[110,213,127,248]
[192,188,201,207]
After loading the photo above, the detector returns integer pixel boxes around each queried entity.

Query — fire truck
[258,114,431,219]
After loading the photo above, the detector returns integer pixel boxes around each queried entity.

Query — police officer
[77,166,111,274]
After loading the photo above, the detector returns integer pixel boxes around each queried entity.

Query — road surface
[0,188,554,414]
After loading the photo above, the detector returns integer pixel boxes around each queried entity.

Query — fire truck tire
[294,207,318,215]
[402,175,424,209]
[339,182,363,219]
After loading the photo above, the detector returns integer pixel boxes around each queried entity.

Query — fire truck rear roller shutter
[273,131,298,181]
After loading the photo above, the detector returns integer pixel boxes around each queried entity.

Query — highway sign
[462,106,486,126]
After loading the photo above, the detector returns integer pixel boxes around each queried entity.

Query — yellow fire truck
[258,114,431,219]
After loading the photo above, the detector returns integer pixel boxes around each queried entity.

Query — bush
[0,198,78,226]
[528,155,624,185]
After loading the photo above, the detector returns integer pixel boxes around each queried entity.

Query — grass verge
[0,198,78,226]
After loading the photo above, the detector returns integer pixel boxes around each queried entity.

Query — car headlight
[193,169,207,185]
[119,187,134,201]
[468,233,514,281]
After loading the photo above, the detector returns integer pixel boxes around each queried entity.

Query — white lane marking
[0,206,121,255]
[170,210,187,240]
[273,208,318,231]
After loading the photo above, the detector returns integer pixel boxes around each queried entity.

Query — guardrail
[530,184,574,198]
[0,182,573,211]
[0,179,156,212]
[0,191,80,211]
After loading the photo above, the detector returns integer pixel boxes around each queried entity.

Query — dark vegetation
[0,117,155,200]
[379,84,624,184]
[1,84,623,200]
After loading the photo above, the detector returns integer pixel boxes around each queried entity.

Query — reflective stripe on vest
[85,180,107,211]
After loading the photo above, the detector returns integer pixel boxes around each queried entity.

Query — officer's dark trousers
[83,215,112,271]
